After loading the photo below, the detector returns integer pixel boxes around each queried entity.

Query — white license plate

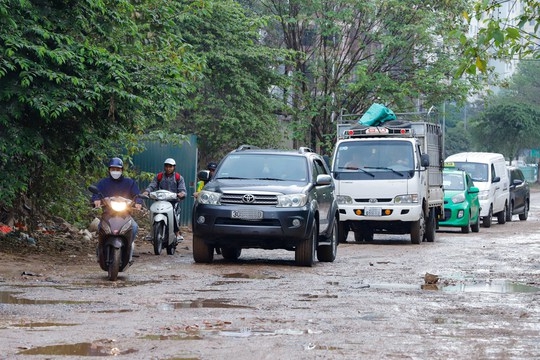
[364,207,382,216]
[231,209,264,220]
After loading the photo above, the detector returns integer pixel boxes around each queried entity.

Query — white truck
[331,115,444,244]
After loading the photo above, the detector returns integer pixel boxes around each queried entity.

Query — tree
[174,0,289,164]
[252,0,480,153]
[0,0,202,224]
[460,0,540,75]
[469,60,540,159]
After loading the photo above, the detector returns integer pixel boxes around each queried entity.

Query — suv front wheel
[193,235,214,263]
[295,221,316,267]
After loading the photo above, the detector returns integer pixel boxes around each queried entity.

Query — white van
[444,152,509,227]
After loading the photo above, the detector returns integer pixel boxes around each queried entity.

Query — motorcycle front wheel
[108,247,121,281]
[153,222,166,255]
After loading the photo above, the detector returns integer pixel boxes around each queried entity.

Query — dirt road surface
[1,191,539,359]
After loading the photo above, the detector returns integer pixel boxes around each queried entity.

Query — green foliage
[459,0,540,75]
[256,0,478,153]
[0,0,203,224]
[173,0,289,163]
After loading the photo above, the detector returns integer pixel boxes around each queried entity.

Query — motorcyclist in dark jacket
[91,157,142,261]
[142,158,186,242]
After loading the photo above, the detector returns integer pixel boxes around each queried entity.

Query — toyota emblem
[242,194,256,203]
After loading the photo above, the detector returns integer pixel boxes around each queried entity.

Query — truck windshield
[333,140,415,180]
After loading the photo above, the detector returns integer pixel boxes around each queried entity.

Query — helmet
[164,158,176,166]
[108,157,123,169]
[207,162,217,170]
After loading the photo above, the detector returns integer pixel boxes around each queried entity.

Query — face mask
[110,171,122,180]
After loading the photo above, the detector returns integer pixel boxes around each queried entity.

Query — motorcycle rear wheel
[108,247,121,281]
[153,222,165,255]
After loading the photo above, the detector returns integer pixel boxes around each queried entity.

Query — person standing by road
[142,158,187,242]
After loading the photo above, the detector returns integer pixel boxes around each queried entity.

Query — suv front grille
[221,193,278,205]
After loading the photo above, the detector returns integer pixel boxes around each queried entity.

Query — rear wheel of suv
[221,247,241,261]
[317,217,337,262]
[296,221,316,267]
[519,201,529,221]
[193,235,214,263]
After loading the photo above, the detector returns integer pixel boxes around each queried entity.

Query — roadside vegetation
[1,0,539,230]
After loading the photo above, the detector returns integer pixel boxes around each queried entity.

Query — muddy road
[1,192,539,359]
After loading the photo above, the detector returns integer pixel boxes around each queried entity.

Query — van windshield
[452,162,488,182]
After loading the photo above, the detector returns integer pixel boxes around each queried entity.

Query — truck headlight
[451,193,465,204]
[276,194,307,207]
[198,191,222,205]
[336,195,353,205]
[394,194,418,204]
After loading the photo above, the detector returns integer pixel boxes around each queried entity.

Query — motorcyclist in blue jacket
[91,157,142,260]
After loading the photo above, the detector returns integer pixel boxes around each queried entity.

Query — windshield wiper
[252,177,286,181]
[216,176,249,180]
[337,166,375,177]
[365,166,405,177]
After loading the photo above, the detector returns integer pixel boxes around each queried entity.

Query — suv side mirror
[316,174,332,185]
[492,176,500,183]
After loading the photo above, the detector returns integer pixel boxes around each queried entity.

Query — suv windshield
[217,153,308,181]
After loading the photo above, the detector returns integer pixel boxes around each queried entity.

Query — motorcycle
[89,185,137,281]
[141,190,180,255]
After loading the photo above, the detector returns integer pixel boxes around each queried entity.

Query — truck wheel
[296,221,316,267]
[425,209,436,242]
[193,234,214,263]
[338,222,348,243]
[482,206,493,228]
[410,209,425,244]
[497,203,507,224]
[317,217,337,262]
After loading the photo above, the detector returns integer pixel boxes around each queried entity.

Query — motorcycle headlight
[276,194,307,207]
[198,191,222,205]
[110,200,128,212]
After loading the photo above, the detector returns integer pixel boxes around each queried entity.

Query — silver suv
[192,145,339,266]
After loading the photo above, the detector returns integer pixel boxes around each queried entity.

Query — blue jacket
[91,176,143,204]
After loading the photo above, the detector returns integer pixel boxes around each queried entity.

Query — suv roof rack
[235,144,260,151]
[298,147,314,154]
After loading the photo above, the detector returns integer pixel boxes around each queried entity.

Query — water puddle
[222,272,281,280]
[0,291,91,305]
[13,322,78,328]
[157,298,254,310]
[368,280,540,293]
[17,342,137,356]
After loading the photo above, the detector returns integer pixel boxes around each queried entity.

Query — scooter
[141,190,180,255]
[88,185,137,281]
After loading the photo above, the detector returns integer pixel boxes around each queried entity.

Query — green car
[439,168,481,233]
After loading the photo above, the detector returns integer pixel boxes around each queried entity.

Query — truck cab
[331,122,444,244]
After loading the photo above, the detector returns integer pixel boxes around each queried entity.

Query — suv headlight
[198,191,222,205]
[394,194,418,204]
[276,194,307,207]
